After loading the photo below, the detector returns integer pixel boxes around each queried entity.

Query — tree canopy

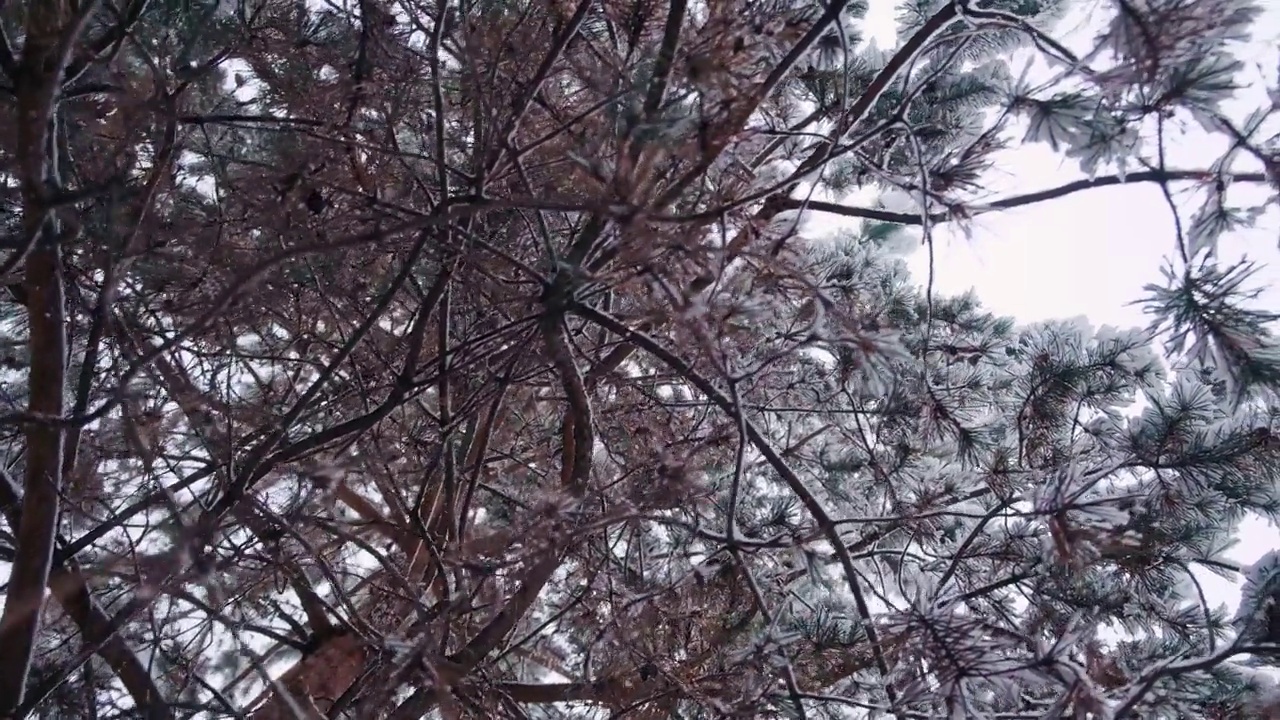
[1,0,1280,718]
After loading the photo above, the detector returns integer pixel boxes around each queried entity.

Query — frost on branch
[1143,259,1280,409]
[1236,551,1280,649]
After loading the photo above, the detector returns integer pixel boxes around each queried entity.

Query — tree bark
[0,0,72,713]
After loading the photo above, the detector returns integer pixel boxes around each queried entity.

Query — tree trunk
[0,0,71,713]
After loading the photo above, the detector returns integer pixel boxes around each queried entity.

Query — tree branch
[0,28,15,80]
[0,471,172,719]
[0,0,79,709]
[778,170,1271,226]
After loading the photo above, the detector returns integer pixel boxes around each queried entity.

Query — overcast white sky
[852,1,1280,612]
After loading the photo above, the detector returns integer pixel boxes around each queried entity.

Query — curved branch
[569,304,903,713]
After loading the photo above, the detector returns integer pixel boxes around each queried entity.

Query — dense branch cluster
[0,0,1279,718]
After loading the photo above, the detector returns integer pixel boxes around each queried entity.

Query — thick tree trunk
[251,632,370,720]
[249,584,413,720]
[0,0,71,713]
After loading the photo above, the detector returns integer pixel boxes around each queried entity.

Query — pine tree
[0,0,1278,718]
